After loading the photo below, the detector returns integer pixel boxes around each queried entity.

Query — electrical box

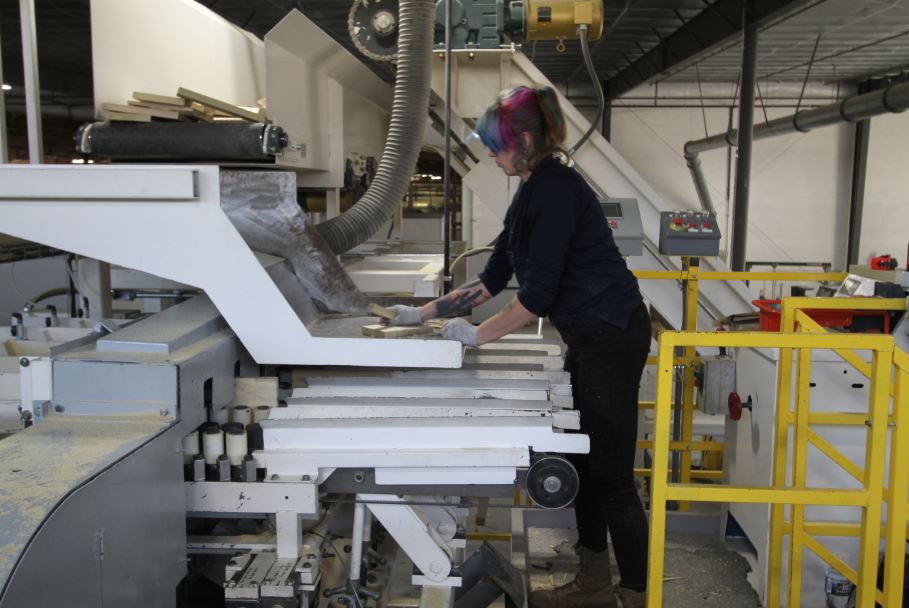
[658,210,721,256]
[601,198,644,257]
[696,355,736,415]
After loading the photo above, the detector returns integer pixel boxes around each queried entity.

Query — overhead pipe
[730,20,759,272]
[684,78,909,220]
[315,0,433,255]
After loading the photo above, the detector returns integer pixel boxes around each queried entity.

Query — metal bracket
[358,493,457,585]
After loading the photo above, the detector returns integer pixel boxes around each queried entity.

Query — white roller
[225,435,247,466]
[232,405,252,425]
[202,427,224,465]
[212,405,230,425]
[253,405,271,423]
[181,431,200,465]
[224,423,248,466]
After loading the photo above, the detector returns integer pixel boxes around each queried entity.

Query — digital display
[601,202,623,218]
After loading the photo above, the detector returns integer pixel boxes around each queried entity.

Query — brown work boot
[616,587,646,608]
[530,546,617,608]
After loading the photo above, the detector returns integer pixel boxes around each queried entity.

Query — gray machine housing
[695,355,737,415]
[601,198,644,258]
[658,210,721,257]
[0,298,244,608]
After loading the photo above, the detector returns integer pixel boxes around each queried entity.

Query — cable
[568,25,604,156]
[795,34,822,116]
[449,246,494,274]
[7,263,30,304]
[567,0,632,82]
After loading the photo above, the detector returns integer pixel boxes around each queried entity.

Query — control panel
[600,197,644,257]
[658,210,721,256]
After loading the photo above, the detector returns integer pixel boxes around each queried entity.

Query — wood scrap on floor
[362,324,434,339]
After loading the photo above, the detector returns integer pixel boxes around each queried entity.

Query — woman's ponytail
[536,86,566,152]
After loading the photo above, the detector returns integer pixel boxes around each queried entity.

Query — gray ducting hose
[315,0,433,254]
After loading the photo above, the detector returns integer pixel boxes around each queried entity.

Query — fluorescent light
[1,84,11,91]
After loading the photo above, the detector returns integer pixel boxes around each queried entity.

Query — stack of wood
[361,303,442,339]
[101,88,267,124]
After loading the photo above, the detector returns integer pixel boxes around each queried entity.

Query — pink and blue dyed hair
[474,86,566,165]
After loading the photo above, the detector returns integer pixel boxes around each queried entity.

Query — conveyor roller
[74,121,288,160]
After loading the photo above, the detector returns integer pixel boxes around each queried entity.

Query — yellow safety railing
[646,328,900,608]
[760,296,908,608]
[631,264,848,503]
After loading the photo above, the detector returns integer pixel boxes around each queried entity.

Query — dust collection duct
[684,79,909,214]
[314,0,434,254]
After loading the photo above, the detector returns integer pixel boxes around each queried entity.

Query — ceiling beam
[604,0,817,100]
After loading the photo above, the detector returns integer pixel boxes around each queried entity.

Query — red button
[703,222,711,228]
[688,223,696,228]
[674,217,683,225]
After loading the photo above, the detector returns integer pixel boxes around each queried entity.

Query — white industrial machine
[1,1,904,607]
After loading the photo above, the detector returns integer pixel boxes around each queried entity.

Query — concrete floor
[525,525,761,608]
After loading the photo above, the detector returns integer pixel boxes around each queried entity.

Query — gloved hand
[383,304,424,326]
[441,318,479,347]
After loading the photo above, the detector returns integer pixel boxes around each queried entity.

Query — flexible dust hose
[568,25,604,156]
[315,0,434,254]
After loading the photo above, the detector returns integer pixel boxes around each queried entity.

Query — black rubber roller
[526,455,580,509]
[74,121,288,160]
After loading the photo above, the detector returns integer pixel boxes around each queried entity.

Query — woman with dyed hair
[387,86,650,608]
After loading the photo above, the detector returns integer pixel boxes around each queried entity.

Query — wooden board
[102,102,181,121]
[103,110,151,123]
[231,377,279,407]
[367,303,398,320]
[176,87,265,122]
[127,99,187,111]
[362,324,434,339]
[132,91,185,106]
[127,100,211,122]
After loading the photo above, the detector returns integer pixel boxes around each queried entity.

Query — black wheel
[526,456,579,509]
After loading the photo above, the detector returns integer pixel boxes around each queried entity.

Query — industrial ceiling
[1,0,908,154]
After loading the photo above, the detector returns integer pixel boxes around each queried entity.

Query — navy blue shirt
[479,155,642,328]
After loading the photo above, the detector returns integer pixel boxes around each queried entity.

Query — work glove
[441,318,479,347]
[384,305,423,326]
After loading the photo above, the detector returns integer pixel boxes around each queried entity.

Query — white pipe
[18,0,43,163]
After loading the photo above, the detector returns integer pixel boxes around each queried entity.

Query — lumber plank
[132,91,186,106]
[128,100,212,122]
[103,110,151,123]
[176,87,264,122]
[367,303,398,320]
[361,324,434,339]
[231,377,278,407]
[102,102,181,121]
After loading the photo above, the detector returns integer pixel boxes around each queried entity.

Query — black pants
[558,303,651,592]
